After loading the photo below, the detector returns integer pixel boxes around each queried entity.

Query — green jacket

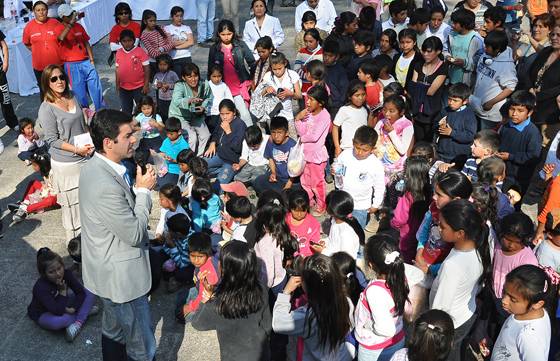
[169,80,213,126]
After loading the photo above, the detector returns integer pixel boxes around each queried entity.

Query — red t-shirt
[365,81,382,109]
[109,21,141,44]
[22,18,61,71]
[54,23,90,62]
[115,46,149,90]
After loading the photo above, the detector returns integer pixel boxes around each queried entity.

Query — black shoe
[7,202,21,213]
[198,42,211,48]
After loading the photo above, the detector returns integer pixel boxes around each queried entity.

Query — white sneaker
[65,321,82,342]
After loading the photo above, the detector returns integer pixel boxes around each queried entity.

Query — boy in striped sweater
[163,213,194,292]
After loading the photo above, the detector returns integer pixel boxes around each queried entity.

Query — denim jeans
[206,155,234,189]
[197,0,215,42]
[119,87,143,115]
[101,295,156,361]
[353,209,369,229]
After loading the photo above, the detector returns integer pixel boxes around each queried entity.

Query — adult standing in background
[33,0,70,18]
[80,109,157,361]
[38,65,93,241]
[221,0,239,32]
[55,5,105,110]
[243,0,285,60]
[294,0,337,33]
[0,26,18,130]
[198,0,216,47]
[23,1,61,100]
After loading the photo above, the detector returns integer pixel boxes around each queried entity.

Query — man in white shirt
[294,0,337,33]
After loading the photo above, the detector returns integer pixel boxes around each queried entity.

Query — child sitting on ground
[154,184,189,246]
[134,95,164,152]
[222,195,253,244]
[162,213,194,293]
[176,149,195,196]
[233,125,269,186]
[190,178,222,251]
[10,152,58,224]
[27,248,97,342]
[17,118,46,164]
[179,156,208,198]
[179,232,219,323]
[159,117,190,187]
[253,116,297,195]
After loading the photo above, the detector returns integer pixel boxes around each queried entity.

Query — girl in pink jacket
[294,85,331,216]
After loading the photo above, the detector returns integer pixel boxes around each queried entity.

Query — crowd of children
[6,0,560,360]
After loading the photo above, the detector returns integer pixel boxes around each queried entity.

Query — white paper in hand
[73,133,94,149]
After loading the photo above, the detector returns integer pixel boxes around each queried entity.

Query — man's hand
[136,165,156,190]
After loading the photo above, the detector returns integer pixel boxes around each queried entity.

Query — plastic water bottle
[333,158,345,189]
[395,179,405,192]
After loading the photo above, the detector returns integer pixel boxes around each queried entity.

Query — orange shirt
[527,0,547,16]
[539,176,560,224]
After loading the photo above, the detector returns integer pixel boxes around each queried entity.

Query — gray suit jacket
[79,154,152,303]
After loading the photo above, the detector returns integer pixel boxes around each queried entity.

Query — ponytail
[326,190,366,245]
[365,234,409,315]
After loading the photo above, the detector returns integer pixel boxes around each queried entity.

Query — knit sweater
[436,106,477,163]
[499,120,542,190]
[163,237,190,269]
[140,29,174,60]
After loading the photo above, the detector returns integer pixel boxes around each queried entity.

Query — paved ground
[0,1,350,360]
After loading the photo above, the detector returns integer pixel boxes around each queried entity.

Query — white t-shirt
[262,69,301,121]
[164,24,193,59]
[209,81,234,116]
[240,134,269,167]
[323,219,360,259]
[491,312,551,361]
[231,223,249,243]
[337,149,386,210]
[430,248,483,328]
[333,105,368,150]
[535,239,560,273]
[155,205,188,236]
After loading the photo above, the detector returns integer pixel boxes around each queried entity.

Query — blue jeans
[353,209,369,229]
[197,0,215,42]
[64,59,105,110]
[101,295,156,361]
[357,338,405,361]
[206,155,234,188]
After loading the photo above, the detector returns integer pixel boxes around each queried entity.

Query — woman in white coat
[243,0,285,60]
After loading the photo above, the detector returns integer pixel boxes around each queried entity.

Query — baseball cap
[220,181,249,197]
[58,4,74,18]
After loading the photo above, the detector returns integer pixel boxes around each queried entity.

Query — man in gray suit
[79,109,157,361]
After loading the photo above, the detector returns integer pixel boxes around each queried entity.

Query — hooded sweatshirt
[470,47,517,123]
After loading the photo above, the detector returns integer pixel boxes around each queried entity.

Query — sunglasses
[50,75,66,83]
[118,11,130,15]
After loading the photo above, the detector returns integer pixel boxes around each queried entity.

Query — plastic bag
[287,140,305,177]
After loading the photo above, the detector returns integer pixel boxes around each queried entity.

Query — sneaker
[65,321,82,342]
[7,202,21,213]
[198,42,211,48]
[12,209,27,223]
[89,305,100,316]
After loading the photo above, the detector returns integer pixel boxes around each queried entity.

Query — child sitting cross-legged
[233,125,269,187]
[27,248,97,342]
[177,232,219,323]
[17,118,46,165]
[162,213,195,293]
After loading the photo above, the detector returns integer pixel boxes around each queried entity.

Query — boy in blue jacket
[497,90,542,195]
[435,83,477,167]
[323,39,349,118]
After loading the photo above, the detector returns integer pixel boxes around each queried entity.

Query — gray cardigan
[38,97,88,163]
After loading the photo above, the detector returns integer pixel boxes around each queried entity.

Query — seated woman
[9,152,59,223]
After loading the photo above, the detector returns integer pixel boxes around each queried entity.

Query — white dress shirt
[294,0,337,33]
[243,14,285,60]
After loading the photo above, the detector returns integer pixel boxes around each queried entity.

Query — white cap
[57,4,73,18]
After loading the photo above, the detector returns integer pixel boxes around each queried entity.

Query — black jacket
[529,46,560,125]
[208,39,256,83]
[391,51,424,88]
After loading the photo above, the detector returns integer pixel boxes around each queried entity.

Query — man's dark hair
[188,232,213,256]
[322,38,340,54]
[483,6,506,27]
[165,117,182,132]
[484,30,508,53]
[450,8,476,30]
[245,125,264,147]
[409,8,431,25]
[90,109,133,152]
[389,0,407,16]
[270,116,289,131]
[448,83,471,100]
[353,125,378,146]
[509,90,536,112]
[353,30,375,48]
